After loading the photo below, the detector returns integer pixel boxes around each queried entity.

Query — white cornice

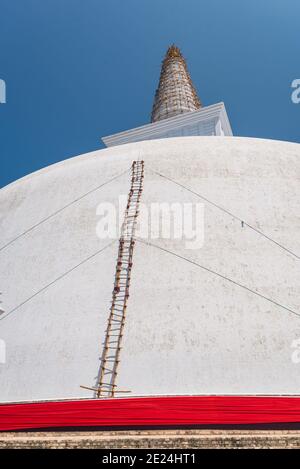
[102,102,233,147]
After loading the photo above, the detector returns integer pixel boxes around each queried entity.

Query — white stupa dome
[0,136,299,403]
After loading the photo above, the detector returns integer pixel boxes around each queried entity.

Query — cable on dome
[0,168,130,253]
[0,240,116,322]
[136,237,300,319]
[148,168,299,260]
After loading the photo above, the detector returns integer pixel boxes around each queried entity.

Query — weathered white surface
[0,136,299,402]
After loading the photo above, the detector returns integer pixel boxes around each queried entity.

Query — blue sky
[0,0,299,187]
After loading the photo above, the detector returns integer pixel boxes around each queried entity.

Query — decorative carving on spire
[151,45,201,123]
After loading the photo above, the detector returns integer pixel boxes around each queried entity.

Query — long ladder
[97,160,144,397]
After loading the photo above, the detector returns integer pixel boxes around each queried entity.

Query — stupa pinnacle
[102,45,232,147]
[151,45,201,122]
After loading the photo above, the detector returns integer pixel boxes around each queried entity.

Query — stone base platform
[1,429,300,449]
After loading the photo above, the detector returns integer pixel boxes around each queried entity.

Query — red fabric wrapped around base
[1,395,300,431]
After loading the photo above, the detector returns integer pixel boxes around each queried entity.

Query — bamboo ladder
[97,160,145,397]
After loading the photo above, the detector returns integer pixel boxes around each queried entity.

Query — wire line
[136,237,300,319]
[0,168,130,253]
[0,240,116,322]
[149,168,299,260]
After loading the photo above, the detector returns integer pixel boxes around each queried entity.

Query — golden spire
[151,45,201,123]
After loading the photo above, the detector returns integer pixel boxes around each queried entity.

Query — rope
[0,240,116,322]
[136,237,300,319]
[0,168,130,253]
[148,169,299,260]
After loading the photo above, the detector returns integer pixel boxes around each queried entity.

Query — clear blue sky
[0,0,299,187]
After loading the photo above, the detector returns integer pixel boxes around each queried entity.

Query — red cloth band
[1,395,300,431]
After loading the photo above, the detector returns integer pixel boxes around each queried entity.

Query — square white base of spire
[102,102,233,148]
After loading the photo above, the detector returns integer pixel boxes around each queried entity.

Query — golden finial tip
[166,44,182,59]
